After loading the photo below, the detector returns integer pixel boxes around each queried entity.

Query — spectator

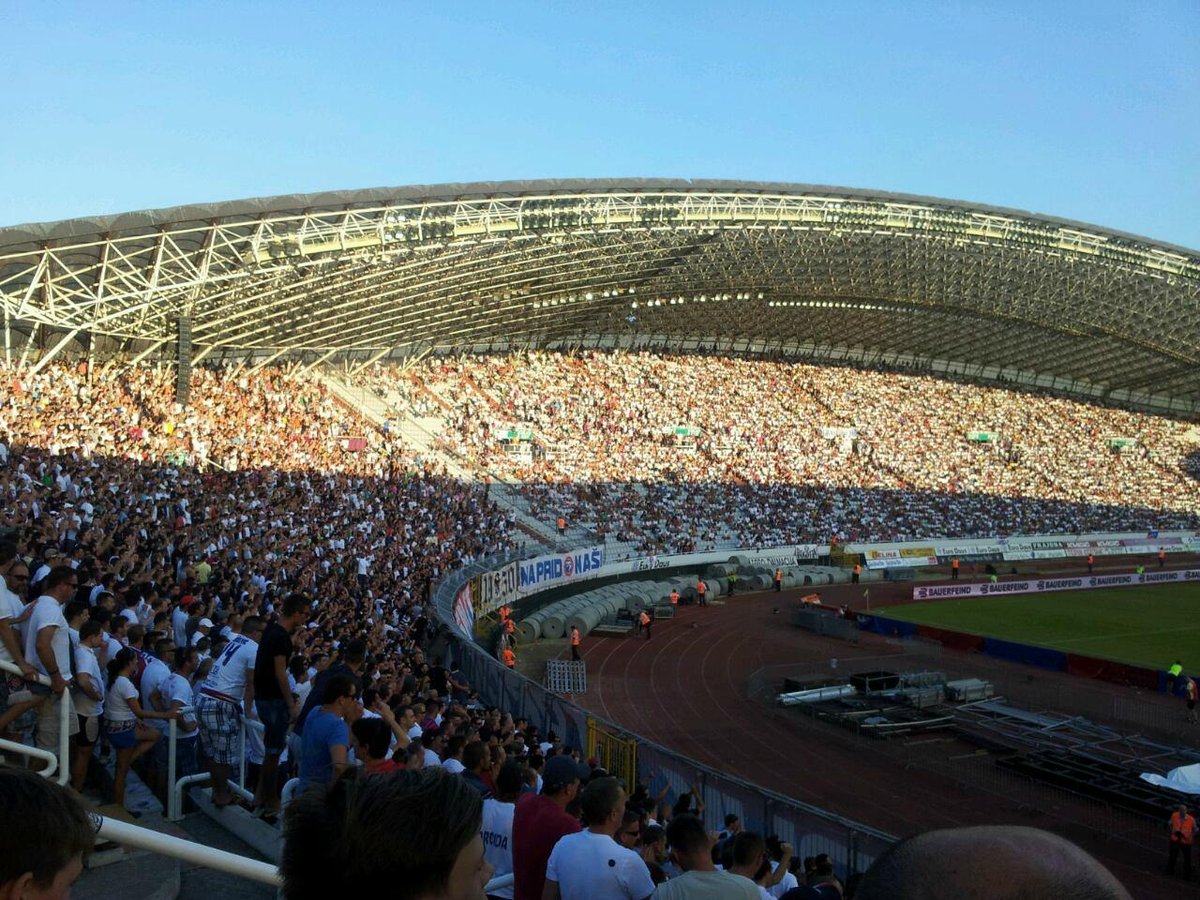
[652,813,757,899]
[280,767,493,898]
[851,826,1131,900]
[350,716,400,775]
[23,566,79,756]
[70,619,106,790]
[482,759,525,900]
[157,646,201,779]
[104,646,178,809]
[512,754,589,900]
[296,673,359,794]
[0,768,94,899]
[252,592,309,817]
[196,616,263,808]
[544,775,655,900]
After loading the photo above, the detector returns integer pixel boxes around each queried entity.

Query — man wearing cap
[189,616,213,649]
[512,754,588,900]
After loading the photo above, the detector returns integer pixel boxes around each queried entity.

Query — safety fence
[746,649,1173,857]
[437,565,898,881]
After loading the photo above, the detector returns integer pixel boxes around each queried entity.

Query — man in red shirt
[511,754,588,900]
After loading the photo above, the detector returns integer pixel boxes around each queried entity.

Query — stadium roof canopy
[1,179,1198,413]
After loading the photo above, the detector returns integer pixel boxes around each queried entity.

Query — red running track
[575,589,1190,899]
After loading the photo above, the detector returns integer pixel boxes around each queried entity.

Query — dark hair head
[350,717,392,761]
[174,646,198,671]
[280,767,483,898]
[282,593,309,618]
[79,620,104,642]
[495,759,526,799]
[731,831,768,871]
[320,673,357,705]
[62,601,89,627]
[343,639,367,664]
[665,813,709,859]
[45,566,78,592]
[0,769,93,888]
[580,776,624,828]
[106,647,138,684]
[462,740,488,773]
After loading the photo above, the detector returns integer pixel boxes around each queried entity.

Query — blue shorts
[107,720,137,750]
[257,698,290,755]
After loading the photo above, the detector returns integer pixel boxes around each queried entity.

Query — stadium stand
[1,181,1197,897]
[348,351,1200,551]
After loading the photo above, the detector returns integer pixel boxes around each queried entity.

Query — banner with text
[452,581,475,638]
[472,561,521,616]
[913,569,1200,601]
[517,546,606,595]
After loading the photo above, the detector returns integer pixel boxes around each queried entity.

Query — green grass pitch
[877,583,1200,671]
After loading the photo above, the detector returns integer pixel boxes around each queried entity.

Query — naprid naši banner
[516,546,605,596]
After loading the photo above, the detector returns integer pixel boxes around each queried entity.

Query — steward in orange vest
[639,609,652,639]
[1168,804,1196,877]
[696,579,707,606]
[851,563,862,584]
[773,569,783,592]
[502,647,516,669]
[669,589,680,606]
[570,625,581,661]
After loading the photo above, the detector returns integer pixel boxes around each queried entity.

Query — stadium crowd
[359,351,1199,553]
[0,354,1169,898]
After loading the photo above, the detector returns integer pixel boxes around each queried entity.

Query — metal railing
[0,658,70,784]
[431,565,899,881]
[93,814,281,887]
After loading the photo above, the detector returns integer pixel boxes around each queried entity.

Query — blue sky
[2,1,1196,249]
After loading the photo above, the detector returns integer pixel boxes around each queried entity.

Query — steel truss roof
[1,179,1197,410]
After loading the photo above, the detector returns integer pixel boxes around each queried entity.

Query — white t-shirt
[546,829,655,900]
[21,595,71,682]
[0,582,25,665]
[140,657,172,731]
[651,870,760,900]
[442,757,466,774]
[105,674,139,723]
[171,607,189,645]
[767,863,798,898]
[203,634,258,702]
[72,645,104,717]
[160,672,197,738]
[480,797,516,900]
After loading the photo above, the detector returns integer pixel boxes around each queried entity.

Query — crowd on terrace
[0,359,855,899]
[357,351,1200,554]
[0,355,1169,899]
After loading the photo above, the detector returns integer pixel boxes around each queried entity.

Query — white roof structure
[1,179,1197,412]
